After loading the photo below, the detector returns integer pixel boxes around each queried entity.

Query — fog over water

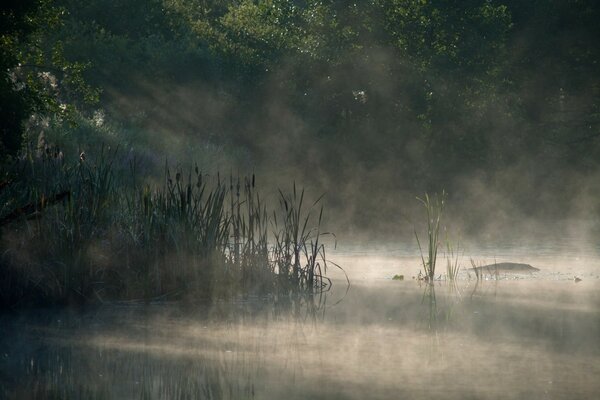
[3,241,600,399]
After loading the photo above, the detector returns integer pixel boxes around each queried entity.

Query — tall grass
[271,184,332,292]
[1,146,121,304]
[469,258,482,281]
[0,149,337,307]
[415,192,445,282]
[445,238,461,281]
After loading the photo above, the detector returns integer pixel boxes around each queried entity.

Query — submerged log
[470,262,539,273]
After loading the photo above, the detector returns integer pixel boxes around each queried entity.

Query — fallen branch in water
[0,191,71,227]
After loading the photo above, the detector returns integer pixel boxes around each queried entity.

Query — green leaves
[382,0,511,76]
[0,0,100,159]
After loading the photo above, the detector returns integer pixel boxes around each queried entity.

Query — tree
[1,1,39,156]
[0,0,99,159]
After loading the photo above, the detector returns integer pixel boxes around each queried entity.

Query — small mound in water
[471,262,539,273]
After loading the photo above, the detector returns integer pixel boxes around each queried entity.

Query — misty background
[3,0,600,244]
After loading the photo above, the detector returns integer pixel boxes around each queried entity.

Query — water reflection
[2,274,600,399]
[0,292,331,400]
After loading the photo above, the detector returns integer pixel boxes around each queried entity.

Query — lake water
[2,242,600,399]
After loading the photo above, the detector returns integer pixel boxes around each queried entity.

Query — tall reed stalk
[446,238,461,281]
[415,192,445,282]
[470,258,482,281]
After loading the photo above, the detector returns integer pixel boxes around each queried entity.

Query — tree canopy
[1,0,99,158]
[2,0,599,207]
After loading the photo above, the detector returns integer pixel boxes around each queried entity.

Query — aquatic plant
[271,184,334,292]
[228,174,271,293]
[0,149,337,307]
[0,146,121,304]
[468,259,501,281]
[415,192,445,282]
[445,238,461,281]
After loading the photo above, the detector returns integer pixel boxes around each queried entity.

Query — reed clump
[415,192,445,282]
[0,149,336,307]
[445,238,461,281]
[271,184,332,292]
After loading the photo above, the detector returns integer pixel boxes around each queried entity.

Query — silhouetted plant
[415,191,445,282]
[0,150,338,307]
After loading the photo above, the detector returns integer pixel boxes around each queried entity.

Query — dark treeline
[2,0,600,236]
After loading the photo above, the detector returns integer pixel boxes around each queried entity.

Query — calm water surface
[2,243,600,399]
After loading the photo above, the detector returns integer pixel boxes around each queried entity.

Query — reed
[271,184,332,292]
[415,192,445,282]
[445,238,461,281]
[0,146,121,304]
[470,258,482,281]
[0,150,337,307]
[227,173,271,293]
